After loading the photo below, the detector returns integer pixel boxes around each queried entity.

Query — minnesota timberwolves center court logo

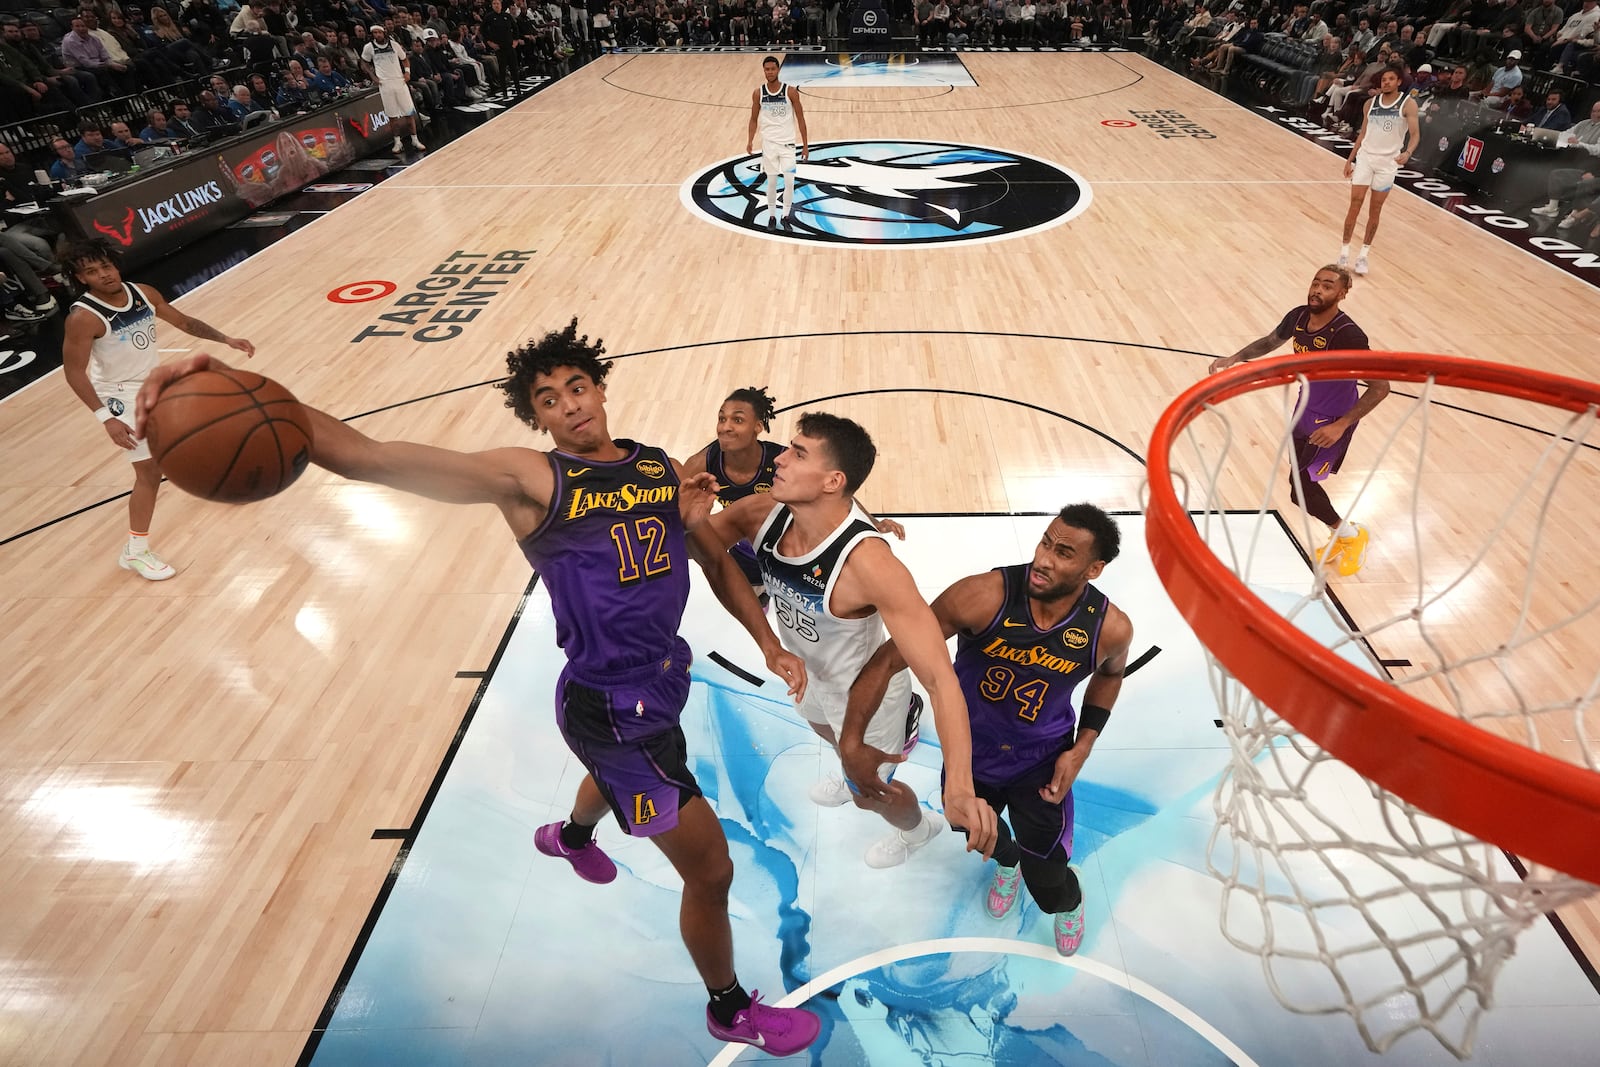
[681,140,1090,246]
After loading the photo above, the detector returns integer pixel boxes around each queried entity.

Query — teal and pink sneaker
[986,863,1022,919]
[534,821,617,884]
[1053,867,1086,956]
[706,991,821,1056]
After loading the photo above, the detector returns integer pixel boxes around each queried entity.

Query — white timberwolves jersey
[1360,91,1408,159]
[758,81,797,147]
[754,501,911,705]
[71,283,159,388]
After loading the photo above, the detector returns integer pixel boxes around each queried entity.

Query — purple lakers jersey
[706,439,783,574]
[953,564,1108,786]
[1275,305,1371,435]
[518,441,690,678]
[705,439,782,506]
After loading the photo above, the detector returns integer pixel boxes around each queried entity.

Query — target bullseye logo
[328,280,398,304]
[1101,119,1138,128]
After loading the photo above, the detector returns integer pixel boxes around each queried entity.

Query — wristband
[1078,704,1111,735]
[94,406,114,423]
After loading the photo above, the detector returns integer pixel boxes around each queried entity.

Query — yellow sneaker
[1334,524,1369,577]
[1311,534,1341,568]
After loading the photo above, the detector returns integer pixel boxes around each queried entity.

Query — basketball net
[1145,353,1600,1059]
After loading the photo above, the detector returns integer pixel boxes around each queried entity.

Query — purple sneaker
[534,821,617,884]
[706,990,821,1056]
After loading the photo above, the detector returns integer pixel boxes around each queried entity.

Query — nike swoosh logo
[566,467,591,477]
[1312,418,1329,425]
[1001,618,1027,628]
[749,1034,765,1048]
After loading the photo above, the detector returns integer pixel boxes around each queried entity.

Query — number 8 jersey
[953,564,1108,785]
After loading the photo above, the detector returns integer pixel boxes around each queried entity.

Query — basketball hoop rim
[1146,351,1600,884]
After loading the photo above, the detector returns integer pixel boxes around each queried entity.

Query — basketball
[143,369,315,504]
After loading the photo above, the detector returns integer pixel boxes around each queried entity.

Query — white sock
[1340,243,1350,257]
[126,533,149,555]
[1357,244,1369,258]
[1335,520,1358,539]
[1546,199,1560,210]
[765,179,776,215]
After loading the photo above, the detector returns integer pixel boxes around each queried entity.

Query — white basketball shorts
[1351,154,1400,192]
[761,141,797,176]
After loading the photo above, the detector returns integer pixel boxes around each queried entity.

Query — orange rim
[1146,352,1600,883]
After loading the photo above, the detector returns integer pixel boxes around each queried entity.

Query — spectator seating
[1240,32,1322,106]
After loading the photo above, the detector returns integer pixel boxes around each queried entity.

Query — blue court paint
[309,516,1600,1067]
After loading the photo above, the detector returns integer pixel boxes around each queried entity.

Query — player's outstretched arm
[839,571,998,800]
[846,542,997,859]
[696,490,775,552]
[135,354,553,513]
[853,498,905,540]
[1209,323,1292,374]
[1040,605,1133,804]
[684,519,807,702]
[138,284,254,358]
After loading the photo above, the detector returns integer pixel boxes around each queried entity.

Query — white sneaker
[1353,254,1369,276]
[409,137,426,151]
[864,813,943,869]
[808,775,853,807]
[119,548,175,581]
[1336,251,1349,268]
[1531,202,1562,217]
[1558,212,1581,229]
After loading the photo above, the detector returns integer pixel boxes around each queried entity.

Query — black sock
[707,978,751,1026]
[559,818,596,851]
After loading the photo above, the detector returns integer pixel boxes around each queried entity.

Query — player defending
[362,24,425,154]
[1338,67,1417,275]
[843,506,1133,956]
[703,414,999,868]
[683,386,905,599]
[134,322,821,1057]
[61,239,255,581]
[1209,265,1390,576]
[746,55,808,230]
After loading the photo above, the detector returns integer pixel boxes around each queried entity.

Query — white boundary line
[705,936,1262,1067]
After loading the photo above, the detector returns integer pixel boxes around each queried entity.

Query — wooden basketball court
[2,51,1597,1065]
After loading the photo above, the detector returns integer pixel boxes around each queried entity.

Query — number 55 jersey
[753,501,919,757]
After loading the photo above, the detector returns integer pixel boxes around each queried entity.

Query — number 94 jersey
[953,564,1108,786]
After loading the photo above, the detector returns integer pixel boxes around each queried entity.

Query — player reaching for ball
[61,239,255,581]
[134,321,823,1058]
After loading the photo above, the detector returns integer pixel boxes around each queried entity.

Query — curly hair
[724,385,777,430]
[1317,263,1354,293]
[1056,503,1122,564]
[497,318,612,432]
[60,238,121,277]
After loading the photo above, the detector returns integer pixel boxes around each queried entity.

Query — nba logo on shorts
[1458,138,1484,173]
